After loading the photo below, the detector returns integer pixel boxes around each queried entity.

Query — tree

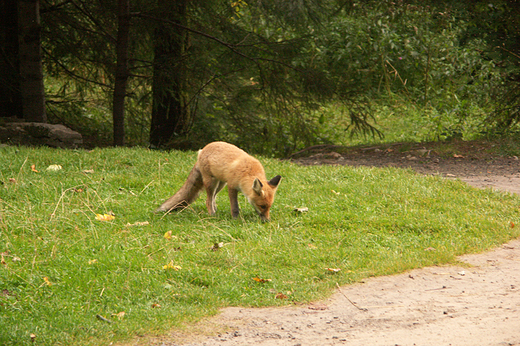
[0,0,23,119]
[18,0,47,122]
[149,0,190,148]
[112,0,131,146]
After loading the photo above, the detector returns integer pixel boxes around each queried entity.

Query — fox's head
[250,175,282,222]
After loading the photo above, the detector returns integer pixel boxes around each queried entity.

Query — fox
[156,141,282,222]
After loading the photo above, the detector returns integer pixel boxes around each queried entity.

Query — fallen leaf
[82,169,95,174]
[453,154,464,158]
[1,254,6,266]
[275,292,288,299]
[46,164,62,171]
[95,213,115,222]
[31,164,39,173]
[8,178,16,184]
[307,244,317,249]
[43,277,53,286]
[293,207,309,213]
[331,190,340,195]
[211,242,224,251]
[164,230,173,239]
[163,261,181,270]
[325,268,341,273]
[151,303,161,308]
[88,259,98,265]
[252,277,272,283]
[112,311,126,320]
[30,333,36,342]
[126,221,149,227]
[511,221,515,228]
[1,289,13,297]
[424,247,436,251]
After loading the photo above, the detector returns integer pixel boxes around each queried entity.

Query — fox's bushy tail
[155,164,203,212]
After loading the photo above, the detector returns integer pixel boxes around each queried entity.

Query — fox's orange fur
[156,141,281,221]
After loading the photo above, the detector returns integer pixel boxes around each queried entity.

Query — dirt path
[134,141,520,346]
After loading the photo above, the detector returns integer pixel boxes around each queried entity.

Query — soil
[128,140,520,346]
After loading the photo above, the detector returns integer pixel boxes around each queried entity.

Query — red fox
[156,141,282,221]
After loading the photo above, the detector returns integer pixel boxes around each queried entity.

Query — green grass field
[1,145,519,345]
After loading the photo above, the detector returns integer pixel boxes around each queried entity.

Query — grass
[1,145,519,345]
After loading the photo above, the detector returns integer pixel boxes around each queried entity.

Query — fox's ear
[252,178,264,195]
[268,175,281,188]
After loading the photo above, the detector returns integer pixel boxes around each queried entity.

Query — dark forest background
[1,0,519,156]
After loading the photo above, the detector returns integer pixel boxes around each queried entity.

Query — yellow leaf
[31,164,39,173]
[88,259,98,265]
[163,261,181,270]
[43,277,53,286]
[164,230,173,239]
[252,277,272,283]
[95,213,115,222]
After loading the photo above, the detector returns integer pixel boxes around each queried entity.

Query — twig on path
[336,282,368,311]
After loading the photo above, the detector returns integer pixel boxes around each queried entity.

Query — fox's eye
[259,205,268,211]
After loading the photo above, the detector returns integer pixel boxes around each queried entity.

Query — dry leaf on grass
[211,242,224,251]
[163,261,181,270]
[112,311,126,320]
[46,164,62,171]
[325,268,341,273]
[95,213,115,222]
[275,292,288,299]
[31,164,38,172]
[126,221,149,227]
[252,277,272,283]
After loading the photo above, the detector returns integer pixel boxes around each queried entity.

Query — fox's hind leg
[205,178,226,215]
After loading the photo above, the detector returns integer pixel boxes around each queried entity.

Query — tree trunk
[18,0,47,122]
[112,0,130,146]
[0,0,23,118]
[150,0,190,148]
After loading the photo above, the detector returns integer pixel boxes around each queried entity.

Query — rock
[0,121,83,148]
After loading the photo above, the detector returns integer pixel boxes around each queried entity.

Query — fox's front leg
[228,187,240,218]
